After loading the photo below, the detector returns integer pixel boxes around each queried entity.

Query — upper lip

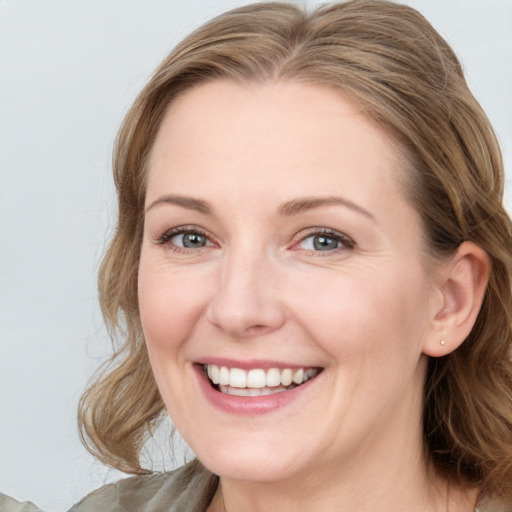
[195,357,321,371]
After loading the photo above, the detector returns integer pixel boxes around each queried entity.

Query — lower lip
[194,365,319,415]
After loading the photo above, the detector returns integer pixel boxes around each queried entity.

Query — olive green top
[0,460,218,512]
[0,462,504,511]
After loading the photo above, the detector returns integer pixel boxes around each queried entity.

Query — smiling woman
[139,80,447,490]
[80,2,511,511]
[3,1,511,511]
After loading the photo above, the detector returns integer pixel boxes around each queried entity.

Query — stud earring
[440,339,446,346]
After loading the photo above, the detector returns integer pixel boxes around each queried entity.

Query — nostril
[245,324,272,336]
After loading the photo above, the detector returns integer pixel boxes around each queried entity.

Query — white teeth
[293,368,304,385]
[226,386,250,396]
[219,384,296,397]
[219,366,230,386]
[229,368,247,388]
[305,368,316,381]
[281,368,293,386]
[205,364,320,392]
[266,368,281,387]
[208,364,220,384]
[247,369,266,388]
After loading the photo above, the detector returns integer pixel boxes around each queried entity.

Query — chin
[200,451,299,483]
[185,430,310,483]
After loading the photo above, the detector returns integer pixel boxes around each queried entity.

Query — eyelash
[155,226,355,254]
[156,226,213,253]
[293,228,355,255]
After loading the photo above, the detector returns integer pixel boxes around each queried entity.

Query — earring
[440,339,446,346]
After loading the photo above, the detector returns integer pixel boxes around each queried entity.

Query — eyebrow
[145,194,375,221]
[145,194,213,215]
[279,196,375,221]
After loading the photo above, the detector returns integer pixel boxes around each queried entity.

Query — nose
[206,249,286,339]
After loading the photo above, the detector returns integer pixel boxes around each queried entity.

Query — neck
[211,463,478,512]
[207,411,478,512]
[217,455,434,511]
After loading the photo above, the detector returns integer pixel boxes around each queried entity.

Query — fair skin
[138,80,487,511]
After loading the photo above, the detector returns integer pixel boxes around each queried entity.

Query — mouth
[203,364,322,397]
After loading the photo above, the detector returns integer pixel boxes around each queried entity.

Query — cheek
[138,258,209,354]
[286,263,429,361]
[138,258,213,423]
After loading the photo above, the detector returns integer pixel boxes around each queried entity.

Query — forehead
[146,80,408,208]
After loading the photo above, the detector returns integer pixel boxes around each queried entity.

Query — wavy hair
[78,0,512,506]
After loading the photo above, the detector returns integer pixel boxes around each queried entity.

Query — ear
[423,241,490,357]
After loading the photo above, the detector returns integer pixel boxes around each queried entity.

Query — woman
[3,0,511,510]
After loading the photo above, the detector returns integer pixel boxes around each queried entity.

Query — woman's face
[139,80,439,484]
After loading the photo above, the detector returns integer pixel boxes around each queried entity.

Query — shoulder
[0,494,45,512]
[69,460,218,512]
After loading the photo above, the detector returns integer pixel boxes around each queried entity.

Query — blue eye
[157,227,212,251]
[297,230,354,252]
[171,232,208,248]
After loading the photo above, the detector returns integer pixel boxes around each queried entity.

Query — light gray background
[1,1,511,510]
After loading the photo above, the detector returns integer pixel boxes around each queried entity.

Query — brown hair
[78,0,512,505]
